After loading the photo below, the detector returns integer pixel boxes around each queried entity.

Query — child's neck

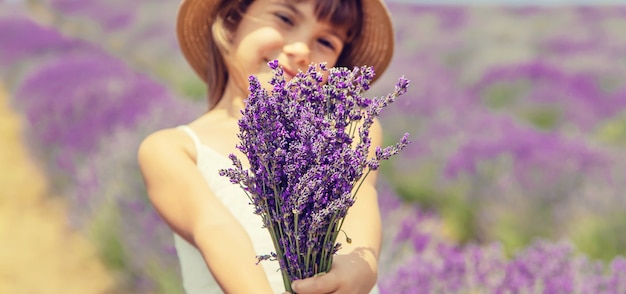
[213,81,247,119]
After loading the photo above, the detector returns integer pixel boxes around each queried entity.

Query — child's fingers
[291,272,340,294]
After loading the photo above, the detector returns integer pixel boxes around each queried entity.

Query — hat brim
[177,0,394,84]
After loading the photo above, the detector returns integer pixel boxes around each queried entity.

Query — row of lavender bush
[2,1,626,293]
[370,4,626,260]
[377,182,626,293]
[1,5,198,292]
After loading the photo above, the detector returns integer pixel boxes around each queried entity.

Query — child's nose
[283,41,311,66]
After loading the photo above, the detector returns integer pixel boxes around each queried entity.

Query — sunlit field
[1,1,626,293]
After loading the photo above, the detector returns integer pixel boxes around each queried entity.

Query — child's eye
[318,38,336,51]
[274,13,294,26]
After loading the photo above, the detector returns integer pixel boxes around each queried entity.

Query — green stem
[263,198,292,293]
[320,211,340,272]
[294,211,303,278]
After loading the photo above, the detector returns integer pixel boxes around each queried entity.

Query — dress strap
[177,125,202,150]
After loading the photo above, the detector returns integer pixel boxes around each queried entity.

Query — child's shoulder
[140,127,188,148]
[137,127,195,163]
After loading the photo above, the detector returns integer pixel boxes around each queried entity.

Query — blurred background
[1,0,626,293]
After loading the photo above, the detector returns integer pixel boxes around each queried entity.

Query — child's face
[229,0,349,89]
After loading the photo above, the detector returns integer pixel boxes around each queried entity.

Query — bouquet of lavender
[219,60,410,292]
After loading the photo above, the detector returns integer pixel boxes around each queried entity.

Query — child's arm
[291,118,385,294]
[138,128,275,293]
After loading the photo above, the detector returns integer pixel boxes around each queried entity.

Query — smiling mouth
[280,66,296,79]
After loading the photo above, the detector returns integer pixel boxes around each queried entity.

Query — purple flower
[0,17,93,73]
[46,0,138,31]
[14,52,175,179]
[69,96,200,292]
[220,61,411,291]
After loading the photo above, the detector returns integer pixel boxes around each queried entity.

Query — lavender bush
[0,17,96,87]
[220,61,410,291]
[0,9,200,292]
[470,61,626,132]
[381,237,626,293]
[0,16,176,169]
[12,50,177,194]
[42,0,139,31]
[371,4,626,258]
[29,0,202,98]
[1,1,201,99]
[377,185,626,294]
[70,97,200,293]
[11,39,201,291]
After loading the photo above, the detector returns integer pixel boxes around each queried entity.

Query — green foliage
[489,203,558,258]
[596,111,626,146]
[569,214,626,262]
[381,161,477,243]
[482,81,529,109]
[87,202,128,272]
[522,106,560,130]
[147,263,185,294]
[482,81,560,130]
[178,74,207,101]
[151,60,207,101]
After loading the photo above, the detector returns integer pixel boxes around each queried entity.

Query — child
[138,0,395,293]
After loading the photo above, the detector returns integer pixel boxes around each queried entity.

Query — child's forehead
[278,0,361,34]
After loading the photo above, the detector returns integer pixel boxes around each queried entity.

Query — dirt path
[0,84,116,293]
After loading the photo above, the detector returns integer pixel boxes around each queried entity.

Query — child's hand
[288,252,377,294]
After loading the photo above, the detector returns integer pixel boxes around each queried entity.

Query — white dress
[174,125,379,294]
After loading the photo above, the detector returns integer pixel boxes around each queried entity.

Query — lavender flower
[220,61,410,292]
[13,52,175,186]
[0,17,93,76]
[45,0,138,31]
[378,197,626,294]
[69,96,200,293]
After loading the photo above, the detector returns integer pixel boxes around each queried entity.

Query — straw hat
[177,0,395,84]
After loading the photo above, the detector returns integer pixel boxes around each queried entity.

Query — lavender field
[2,0,626,293]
